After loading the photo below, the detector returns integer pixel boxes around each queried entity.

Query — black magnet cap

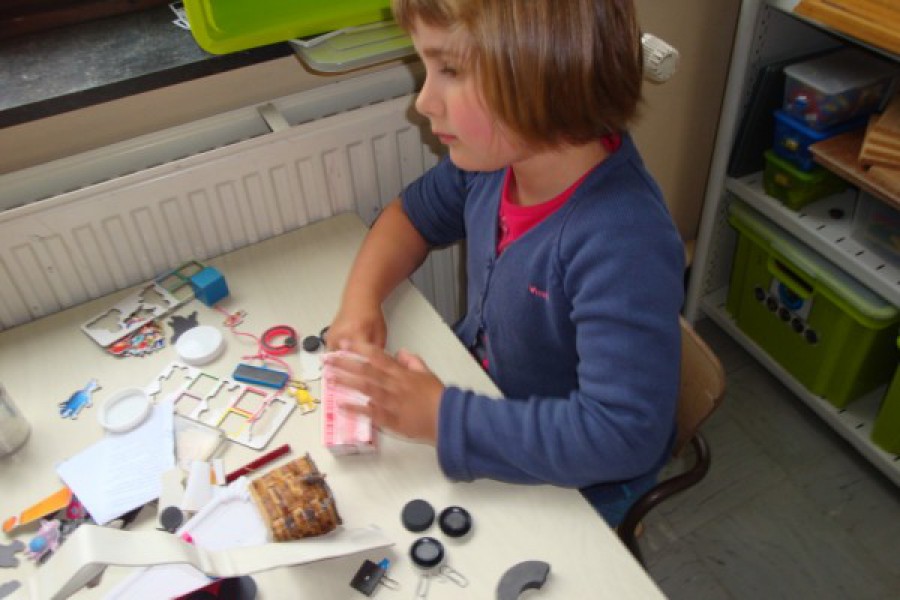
[159,506,184,533]
[401,498,435,532]
[438,505,472,538]
[302,335,321,352]
[410,536,444,569]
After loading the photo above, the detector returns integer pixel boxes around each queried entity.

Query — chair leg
[617,434,711,568]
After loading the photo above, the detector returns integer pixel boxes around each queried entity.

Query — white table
[0,213,664,599]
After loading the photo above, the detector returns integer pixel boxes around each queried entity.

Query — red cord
[261,325,298,356]
[214,307,296,383]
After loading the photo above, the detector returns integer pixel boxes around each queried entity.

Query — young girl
[325,0,684,527]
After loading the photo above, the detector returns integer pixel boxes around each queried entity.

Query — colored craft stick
[3,487,72,533]
[225,443,291,483]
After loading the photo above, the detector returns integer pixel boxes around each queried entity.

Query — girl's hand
[325,340,444,443]
[326,301,387,350]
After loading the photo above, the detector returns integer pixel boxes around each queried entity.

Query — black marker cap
[401,498,435,533]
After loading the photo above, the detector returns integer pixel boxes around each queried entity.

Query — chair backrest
[672,316,726,456]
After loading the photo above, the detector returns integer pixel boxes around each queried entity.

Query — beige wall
[633,0,742,240]
[1,1,741,241]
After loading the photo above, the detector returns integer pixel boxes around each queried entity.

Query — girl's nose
[414,76,440,118]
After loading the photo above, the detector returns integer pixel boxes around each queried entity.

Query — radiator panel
[0,95,460,332]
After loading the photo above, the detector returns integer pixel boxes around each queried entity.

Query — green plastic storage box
[184,0,393,54]
[763,149,847,210]
[872,337,900,454]
[726,200,900,408]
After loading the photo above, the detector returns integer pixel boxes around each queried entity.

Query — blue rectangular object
[233,363,289,389]
[189,266,229,306]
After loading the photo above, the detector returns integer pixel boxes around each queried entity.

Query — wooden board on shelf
[795,0,900,54]
[810,129,900,208]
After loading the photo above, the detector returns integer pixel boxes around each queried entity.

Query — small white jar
[0,383,31,457]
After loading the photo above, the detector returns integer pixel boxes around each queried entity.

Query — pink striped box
[321,353,377,455]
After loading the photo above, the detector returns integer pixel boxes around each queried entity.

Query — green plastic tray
[290,21,413,72]
[184,0,394,54]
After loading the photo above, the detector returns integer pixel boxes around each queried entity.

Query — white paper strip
[23,524,392,600]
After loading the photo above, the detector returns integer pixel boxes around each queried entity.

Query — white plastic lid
[99,388,152,433]
[175,326,225,366]
[784,48,899,95]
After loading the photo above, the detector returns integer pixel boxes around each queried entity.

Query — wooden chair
[617,316,727,567]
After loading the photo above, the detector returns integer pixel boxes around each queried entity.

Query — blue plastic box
[190,266,229,306]
[772,110,866,171]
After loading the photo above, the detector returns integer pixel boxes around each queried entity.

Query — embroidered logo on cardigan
[528,285,549,300]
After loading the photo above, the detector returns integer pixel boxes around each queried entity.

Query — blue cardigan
[401,133,684,512]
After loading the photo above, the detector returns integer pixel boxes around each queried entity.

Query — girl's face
[411,20,525,172]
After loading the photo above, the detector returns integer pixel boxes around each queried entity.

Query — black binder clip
[350,558,400,596]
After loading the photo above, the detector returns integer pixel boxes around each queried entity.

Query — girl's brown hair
[393,0,643,147]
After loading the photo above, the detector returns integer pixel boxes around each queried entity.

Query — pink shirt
[496,134,621,254]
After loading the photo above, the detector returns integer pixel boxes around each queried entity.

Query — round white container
[0,383,31,457]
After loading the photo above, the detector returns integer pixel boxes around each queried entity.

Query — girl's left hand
[324,340,444,443]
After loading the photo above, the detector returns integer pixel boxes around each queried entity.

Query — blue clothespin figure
[59,379,99,419]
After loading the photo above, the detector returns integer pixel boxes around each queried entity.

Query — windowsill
[0,5,292,129]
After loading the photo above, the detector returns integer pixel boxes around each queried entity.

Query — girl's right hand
[326,301,387,350]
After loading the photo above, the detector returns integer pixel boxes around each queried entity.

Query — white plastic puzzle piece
[146,362,295,450]
[81,283,185,347]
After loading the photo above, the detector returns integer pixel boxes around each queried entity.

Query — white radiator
[0,68,463,332]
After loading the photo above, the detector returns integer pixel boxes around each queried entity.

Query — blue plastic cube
[189,266,229,306]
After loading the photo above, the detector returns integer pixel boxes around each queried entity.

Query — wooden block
[860,127,900,169]
[859,98,900,168]
[874,95,900,136]
[862,150,900,169]
[865,130,900,152]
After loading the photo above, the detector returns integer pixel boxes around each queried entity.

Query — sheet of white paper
[57,399,175,525]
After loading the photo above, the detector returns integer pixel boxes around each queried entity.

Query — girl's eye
[439,65,458,77]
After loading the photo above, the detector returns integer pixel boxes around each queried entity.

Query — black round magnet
[302,335,321,352]
[159,505,184,533]
[410,537,444,569]
[438,505,472,538]
[401,498,435,532]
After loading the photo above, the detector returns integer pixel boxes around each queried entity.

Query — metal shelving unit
[686,0,900,485]
[726,175,900,305]
[700,287,899,487]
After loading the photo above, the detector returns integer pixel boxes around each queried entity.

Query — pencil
[225,443,291,483]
